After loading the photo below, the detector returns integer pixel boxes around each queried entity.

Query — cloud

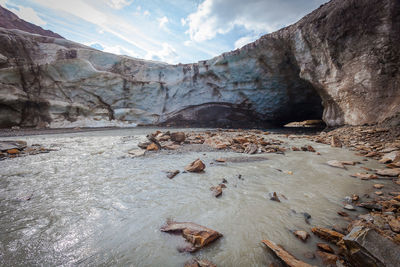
[143,10,150,16]
[107,0,133,10]
[157,16,169,29]
[7,5,47,26]
[145,43,178,64]
[186,0,328,42]
[180,18,186,26]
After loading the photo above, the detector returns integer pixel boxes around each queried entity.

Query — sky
[0,0,329,64]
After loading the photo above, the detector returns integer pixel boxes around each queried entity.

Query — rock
[301,145,316,152]
[138,142,152,149]
[166,170,180,179]
[379,151,400,163]
[261,240,314,267]
[376,168,400,177]
[146,143,159,151]
[373,184,384,189]
[351,194,359,202]
[315,251,338,265]
[292,146,300,151]
[389,218,400,233]
[215,158,226,162]
[317,243,334,253]
[244,143,258,154]
[210,185,224,197]
[293,230,310,242]
[160,221,222,252]
[341,161,357,166]
[184,258,216,267]
[344,204,355,211]
[331,136,342,148]
[185,159,206,172]
[270,192,280,202]
[311,227,344,244]
[6,148,20,154]
[374,191,383,196]
[128,149,145,157]
[303,212,312,224]
[0,140,27,151]
[357,202,383,211]
[343,226,400,267]
[170,132,186,143]
[204,136,231,149]
[350,173,378,180]
[327,160,346,169]
[337,211,349,217]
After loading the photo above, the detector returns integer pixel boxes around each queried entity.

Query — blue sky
[0,0,329,64]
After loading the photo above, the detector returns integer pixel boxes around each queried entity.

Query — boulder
[160,221,222,252]
[293,230,310,242]
[0,140,27,151]
[331,136,342,148]
[343,226,400,267]
[317,243,334,253]
[185,159,206,172]
[379,151,400,164]
[184,259,216,267]
[146,143,159,151]
[376,168,400,177]
[315,251,338,265]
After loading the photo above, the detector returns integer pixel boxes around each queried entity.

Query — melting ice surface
[0,128,392,266]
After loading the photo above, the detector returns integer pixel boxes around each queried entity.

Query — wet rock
[315,251,338,265]
[0,140,27,151]
[351,194,359,202]
[350,173,378,180]
[221,178,228,184]
[301,145,316,152]
[7,148,20,154]
[270,192,280,202]
[317,243,334,253]
[373,184,384,189]
[160,221,222,252]
[146,143,159,151]
[357,202,383,211]
[261,240,314,267]
[292,146,300,151]
[170,132,186,143]
[128,149,146,157]
[185,159,205,172]
[215,158,226,163]
[344,204,355,211]
[293,230,310,242]
[343,226,400,267]
[244,143,258,154]
[138,142,151,149]
[311,227,344,244]
[210,184,225,198]
[166,170,180,179]
[375,191,383,196]
[379,151,400,164]
[184,258,216,267]
[376,168,400,177]
[303,212,312,224]
[327,160,346,169]
[337,211,349,217]
[331,136,342,148]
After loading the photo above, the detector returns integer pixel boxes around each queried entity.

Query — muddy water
[0,128,394,266]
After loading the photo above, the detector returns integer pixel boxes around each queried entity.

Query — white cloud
[145,43,178,64]
[234,35,258,49]
[180,18,186,26]
[7,5,47,26]
[143,10,150,16]
[186,0,328,42]
[107,0,133,10]
[157,16,169,29]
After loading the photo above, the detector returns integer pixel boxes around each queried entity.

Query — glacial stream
[0,128,393,266]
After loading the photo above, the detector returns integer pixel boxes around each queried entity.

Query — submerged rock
[343,226,400,267]
[262,240,314,267]
[166,170,180,179]
[185,159,206,172]
[327,160,346,169]
[160,221,222,252]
